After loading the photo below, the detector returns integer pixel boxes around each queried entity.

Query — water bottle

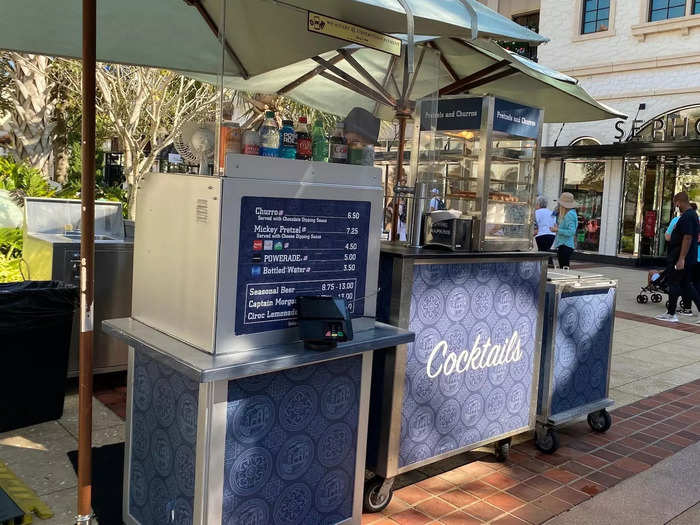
[260,111,280,157]
[311,118,328,162]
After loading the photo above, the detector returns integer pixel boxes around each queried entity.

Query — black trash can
[0,281,78,432]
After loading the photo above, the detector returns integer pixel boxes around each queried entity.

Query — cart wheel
[494,438,511,462]
[651,294,662,303]
[587,409,612,433]
[535,428,560,454]
[636,294,645,304]
[363,477,394,513]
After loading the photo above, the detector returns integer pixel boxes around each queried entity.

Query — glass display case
[410,95,543,251]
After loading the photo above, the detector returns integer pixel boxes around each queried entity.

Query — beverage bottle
[226,122,242,155]
[311,118,328,162]
[295,117,312,160]
[279,119,297,159]
[329,122,348,164]
[259,111,280,157]
[242,129,260,155]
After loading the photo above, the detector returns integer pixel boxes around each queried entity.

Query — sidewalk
[1,264,699,524]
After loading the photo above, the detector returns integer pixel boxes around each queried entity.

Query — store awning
[0,0,545,78]
[542,140,700,159]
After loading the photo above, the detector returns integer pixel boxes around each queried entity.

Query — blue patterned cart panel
[399,261,542,468]
[222,356,362,525]
[550,288,615,416]
[129,351,199,524]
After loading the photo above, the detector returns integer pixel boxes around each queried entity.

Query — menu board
[235,196,371,335]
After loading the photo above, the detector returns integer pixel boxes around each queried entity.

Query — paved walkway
[1,264,699,524]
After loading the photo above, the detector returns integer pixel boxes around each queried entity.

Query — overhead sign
[307,12,402,56]
[420,97,483,132]
[493,99,542,139]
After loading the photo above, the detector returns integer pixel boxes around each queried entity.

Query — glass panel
[652,0,667,9]
[586,0,598,9]
[669,5,686,17]
[671,0,686,7]
[585,11,597,22]
[619,159,640,254]
[640,161,658,257]
[695,1,700,14]
[597,19,609,30]
[650,10,666,21]
[599,0,610,8]
[484,135,536,243]
[658,161,678,256]
[563,160,604,252]
[584,21,596,33]
[599,8,610,19]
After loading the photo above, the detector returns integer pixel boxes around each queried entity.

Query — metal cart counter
[364,244,548,512]
[104,318,413,525]
[534,270,618,453]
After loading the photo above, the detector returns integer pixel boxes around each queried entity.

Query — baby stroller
[636,269,669,304]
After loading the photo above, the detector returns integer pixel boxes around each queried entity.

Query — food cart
[534,270,617,454]
[364,95,548,512]
[104,157,413,524]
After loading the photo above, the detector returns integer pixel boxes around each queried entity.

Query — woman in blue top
[551,192,578,269]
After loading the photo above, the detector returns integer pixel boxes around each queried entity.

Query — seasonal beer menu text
[235,196,371,335]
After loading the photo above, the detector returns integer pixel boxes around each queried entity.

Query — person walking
[656,192,700,323]
[665,202,699,316]
[534,195,556,252]
[551,192,578,269]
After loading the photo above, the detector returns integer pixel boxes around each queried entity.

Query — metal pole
[76,0,96,522]
[391,115,408,242]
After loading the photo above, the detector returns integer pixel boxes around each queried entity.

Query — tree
[65,65,219,220]
[0,53,55,176]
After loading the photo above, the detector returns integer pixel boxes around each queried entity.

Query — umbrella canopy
[217,36,625,123]
[0,0,545,78]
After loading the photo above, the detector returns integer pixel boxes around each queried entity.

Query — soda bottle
[329,122,348,164]
[260,110,280,157]
[279,119,297,159]
[311,118,328,162]
[242,129,260,155]
[295,117,312,160]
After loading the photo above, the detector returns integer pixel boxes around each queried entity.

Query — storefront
[542,105,700,264]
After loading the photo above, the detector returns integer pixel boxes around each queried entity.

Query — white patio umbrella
[0,0,546,78]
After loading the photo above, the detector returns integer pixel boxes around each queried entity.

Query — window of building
[694,0,700,14]
[582,0,610,34]
[562,157,605,252]
[500,12,539,62]
[649,0,687,22]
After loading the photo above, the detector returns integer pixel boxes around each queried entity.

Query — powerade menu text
[235,196,371,335]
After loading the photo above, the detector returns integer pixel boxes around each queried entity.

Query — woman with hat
[551,192,578,268]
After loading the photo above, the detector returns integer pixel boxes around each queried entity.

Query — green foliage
[0,156,55,205]
[0,227,23,283]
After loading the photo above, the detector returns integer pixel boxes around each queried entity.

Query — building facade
[483,0,700,263]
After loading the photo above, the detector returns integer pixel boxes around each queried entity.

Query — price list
[235,196,371,335]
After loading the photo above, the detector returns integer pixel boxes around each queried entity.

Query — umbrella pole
[76,0,96,522]
[391,115,408,242]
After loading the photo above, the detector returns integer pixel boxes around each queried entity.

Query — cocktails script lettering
[426,332,523,379]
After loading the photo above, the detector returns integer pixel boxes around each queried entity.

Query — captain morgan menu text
[235,196,371,335]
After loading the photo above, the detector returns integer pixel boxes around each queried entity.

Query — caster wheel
[587,409,612,433]
[651,294,662,303]
[535,428,560,454]
[642,295,649,303]
[363,477,393,513]
[494,438,511,462]
[636,294,646,304]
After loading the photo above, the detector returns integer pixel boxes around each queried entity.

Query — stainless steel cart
[22,197,133,375]
[534,270,617,453]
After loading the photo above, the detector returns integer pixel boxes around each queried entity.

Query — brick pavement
[361,378,700,525]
